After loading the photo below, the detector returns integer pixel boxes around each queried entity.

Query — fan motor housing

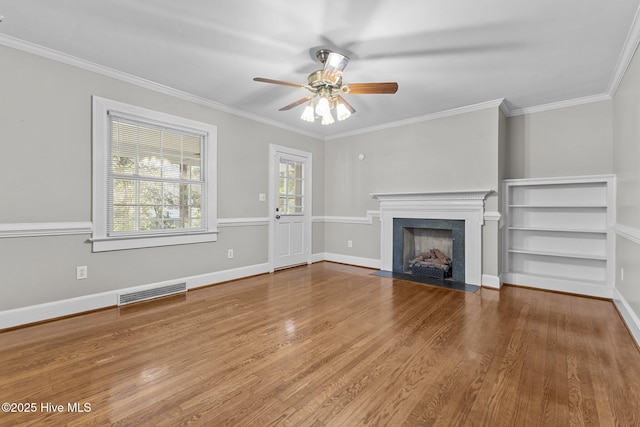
[307,70,342,89]
[307,70,323,87]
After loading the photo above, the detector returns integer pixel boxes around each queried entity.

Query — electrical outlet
[76,266,88,280]
[347,240,353,248]
[227,249,234,259]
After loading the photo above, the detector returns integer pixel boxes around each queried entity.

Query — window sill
[91,231,219,252]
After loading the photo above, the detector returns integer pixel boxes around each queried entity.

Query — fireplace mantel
[371,190,492,202]
[372,190,493,286]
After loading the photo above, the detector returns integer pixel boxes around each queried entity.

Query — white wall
[0,44,324,311]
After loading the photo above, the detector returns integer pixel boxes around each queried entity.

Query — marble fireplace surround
[372,190,492,286]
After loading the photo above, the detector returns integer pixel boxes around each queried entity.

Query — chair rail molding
[313,210,380,225]
[218,217,270,228]
[615,223,640,245]
[0,222,93,238]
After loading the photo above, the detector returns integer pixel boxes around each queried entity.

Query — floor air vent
[118,282,187,306]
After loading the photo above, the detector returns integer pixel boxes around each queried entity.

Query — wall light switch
[259,193,266,202]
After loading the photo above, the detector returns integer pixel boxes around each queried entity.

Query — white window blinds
[107,113,206,235]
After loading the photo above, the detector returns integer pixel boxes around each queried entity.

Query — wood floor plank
[1,262,639,426]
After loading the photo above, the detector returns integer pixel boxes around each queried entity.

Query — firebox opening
[403,228,453,279]
[392,218,466,283]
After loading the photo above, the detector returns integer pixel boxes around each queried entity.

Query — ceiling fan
[253,49,398,125]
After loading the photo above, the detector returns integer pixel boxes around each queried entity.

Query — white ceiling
[1,0,639,139]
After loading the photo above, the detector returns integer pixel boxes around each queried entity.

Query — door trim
[268,144,313,272]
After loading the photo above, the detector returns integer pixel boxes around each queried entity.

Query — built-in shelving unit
[502,175,615,298]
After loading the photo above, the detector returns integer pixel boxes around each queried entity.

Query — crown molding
[607,3,640,98]
[507,4,640,117]
[325,99,506,141]
[498,99,513,117]
[0,34,324,141]
[507,93,613,117]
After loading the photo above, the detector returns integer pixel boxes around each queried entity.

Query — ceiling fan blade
[337,95,355,114]
[344,82,398,94]
[253,77,307,89]
[321,52,350,85]
[279,95,315,111]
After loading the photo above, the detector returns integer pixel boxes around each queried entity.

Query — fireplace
[372,190,492,286]
[393,218,465,282]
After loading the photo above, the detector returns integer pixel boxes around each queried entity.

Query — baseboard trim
[613,287,640,348]
[0,263,271,330]
[0,292,116,330]
[313,252,381,269]
[187,263,271,289]
[482,274,502,289]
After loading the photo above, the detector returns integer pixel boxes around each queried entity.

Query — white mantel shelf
[372,189,494,286]
[371,190,493,201]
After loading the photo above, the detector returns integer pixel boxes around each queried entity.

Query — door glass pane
[279,159,304,214]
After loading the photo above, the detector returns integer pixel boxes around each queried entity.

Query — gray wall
[613,43,640,319]
[324,107,501,275]
[506,100,614,179]
[0,45,324,310]
[2,38,637,325]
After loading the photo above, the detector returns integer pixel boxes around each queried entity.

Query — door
[270,145,312,270]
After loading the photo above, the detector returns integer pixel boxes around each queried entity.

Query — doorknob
[275,215,281,220]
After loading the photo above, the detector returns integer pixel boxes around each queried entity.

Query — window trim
[92,96,218,252]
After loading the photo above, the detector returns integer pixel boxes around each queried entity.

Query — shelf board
[507,226,607,234]
[508,204,606,209]
[508,248,607,261]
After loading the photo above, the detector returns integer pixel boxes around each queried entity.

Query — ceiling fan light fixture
[336,100,352,121]
[322,52,350,85]
[300,101,315,122]
[254,48,397,126]
[315,96,331,117]
[321,111,335,126]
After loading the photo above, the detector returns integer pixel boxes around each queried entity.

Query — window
[278,158,304,214]
[92,97,217,251]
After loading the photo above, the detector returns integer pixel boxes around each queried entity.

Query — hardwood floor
[1,262,639,426]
